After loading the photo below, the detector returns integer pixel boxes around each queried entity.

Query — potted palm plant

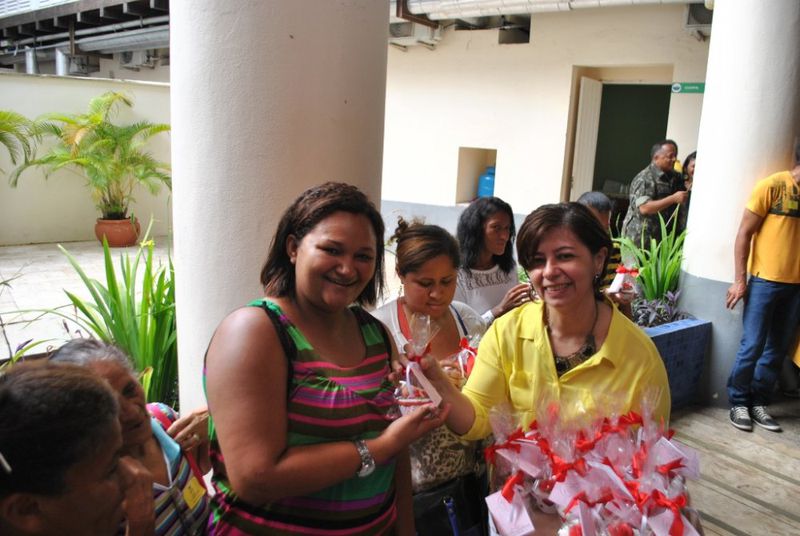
[9,92,170,247]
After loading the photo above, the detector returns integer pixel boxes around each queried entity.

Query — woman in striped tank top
[204,182,449,535]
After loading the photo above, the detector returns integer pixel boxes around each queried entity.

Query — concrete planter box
[644,318,712,409]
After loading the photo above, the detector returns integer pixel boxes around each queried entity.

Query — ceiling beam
[150,0,169,12]
[77,9,104,25]
[122,1,152,17]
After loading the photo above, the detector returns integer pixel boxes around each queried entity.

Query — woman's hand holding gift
[368,403,452,464]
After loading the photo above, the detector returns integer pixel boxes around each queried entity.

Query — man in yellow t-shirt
[725,158,800,433]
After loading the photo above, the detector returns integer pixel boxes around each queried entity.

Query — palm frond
[8,92,170,219]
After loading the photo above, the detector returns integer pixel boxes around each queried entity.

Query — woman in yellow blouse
[420,202,670,441]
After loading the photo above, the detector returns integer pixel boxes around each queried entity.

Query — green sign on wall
[671,82,705,94]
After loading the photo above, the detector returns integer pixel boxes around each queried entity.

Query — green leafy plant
[615,209,687,326]
[43,232,178,406]
[0,110,33,173]
[615,210,685,301]
[9,91,170,220]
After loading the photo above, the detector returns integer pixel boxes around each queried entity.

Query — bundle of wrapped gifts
[484,404,700,536]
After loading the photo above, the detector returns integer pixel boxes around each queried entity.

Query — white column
[681,0,800,404]
[170,1,389,411]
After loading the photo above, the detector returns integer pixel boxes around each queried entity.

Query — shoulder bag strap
[450,304,468,337]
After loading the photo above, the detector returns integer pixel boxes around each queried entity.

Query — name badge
[182,475,205,510]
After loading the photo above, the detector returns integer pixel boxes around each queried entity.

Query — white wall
[382,4,709,213]
[0,72,171,245]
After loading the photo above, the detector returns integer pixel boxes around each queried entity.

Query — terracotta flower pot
[94,218,141,247]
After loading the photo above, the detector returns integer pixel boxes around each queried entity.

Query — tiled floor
[0,238,172,357]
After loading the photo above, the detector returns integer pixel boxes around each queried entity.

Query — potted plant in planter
[9,92,170,247]
[616,212,711,409]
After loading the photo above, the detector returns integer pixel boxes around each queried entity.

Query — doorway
[564,65,674,230]
[593,84,671,194]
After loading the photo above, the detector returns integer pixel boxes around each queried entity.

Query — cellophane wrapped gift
[484,394,701,536]
[397,316,482,414]
[396,313,442,414]
[606,265,639,296]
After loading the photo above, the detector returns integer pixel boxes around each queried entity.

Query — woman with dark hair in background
[372,217,485,535]
[204,182,448,535]
[0,361,153,536]
[683,151,697,191]
[50,339,211,536]
[455,196,529,325]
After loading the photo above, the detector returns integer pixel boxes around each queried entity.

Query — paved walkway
[0,238,172,357]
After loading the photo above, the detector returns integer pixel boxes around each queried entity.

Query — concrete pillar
[171,1,389,411]
[681,0,800,405]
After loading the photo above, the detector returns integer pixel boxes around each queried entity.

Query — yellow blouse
[461,299,670,440]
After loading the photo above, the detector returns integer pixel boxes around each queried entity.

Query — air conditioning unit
[684,3,712,38]
[389,22,442,49]
[68,55,100,76]
[119,50,157,70]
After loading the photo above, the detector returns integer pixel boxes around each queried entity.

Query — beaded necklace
[546,301,599,376]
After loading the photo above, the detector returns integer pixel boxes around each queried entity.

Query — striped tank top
[206,299,399,535]
[116,410,211,536]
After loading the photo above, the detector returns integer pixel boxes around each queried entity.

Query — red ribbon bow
[406,342,431,364]
[631,443,649,479]
[656,458,685,476]
[484,428,524,464]
[615,265,640,277]
[575,429,604,453]
[624,480,651,510]
[564,490,615,514]
[459,337,476,354]
[551,455,588,482]
[501,470,526,503]
[458,337,477,376]
[651,490,687,536]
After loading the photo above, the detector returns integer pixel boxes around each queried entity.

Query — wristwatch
[354,439,375,478]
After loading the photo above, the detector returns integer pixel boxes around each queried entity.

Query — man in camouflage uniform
[621,141,689,247]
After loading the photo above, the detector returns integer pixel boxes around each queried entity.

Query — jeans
[727,276,800,406]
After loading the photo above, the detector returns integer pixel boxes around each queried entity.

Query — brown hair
[391,217,460,277]
[517,202,611,297]
[259,182,385,306]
